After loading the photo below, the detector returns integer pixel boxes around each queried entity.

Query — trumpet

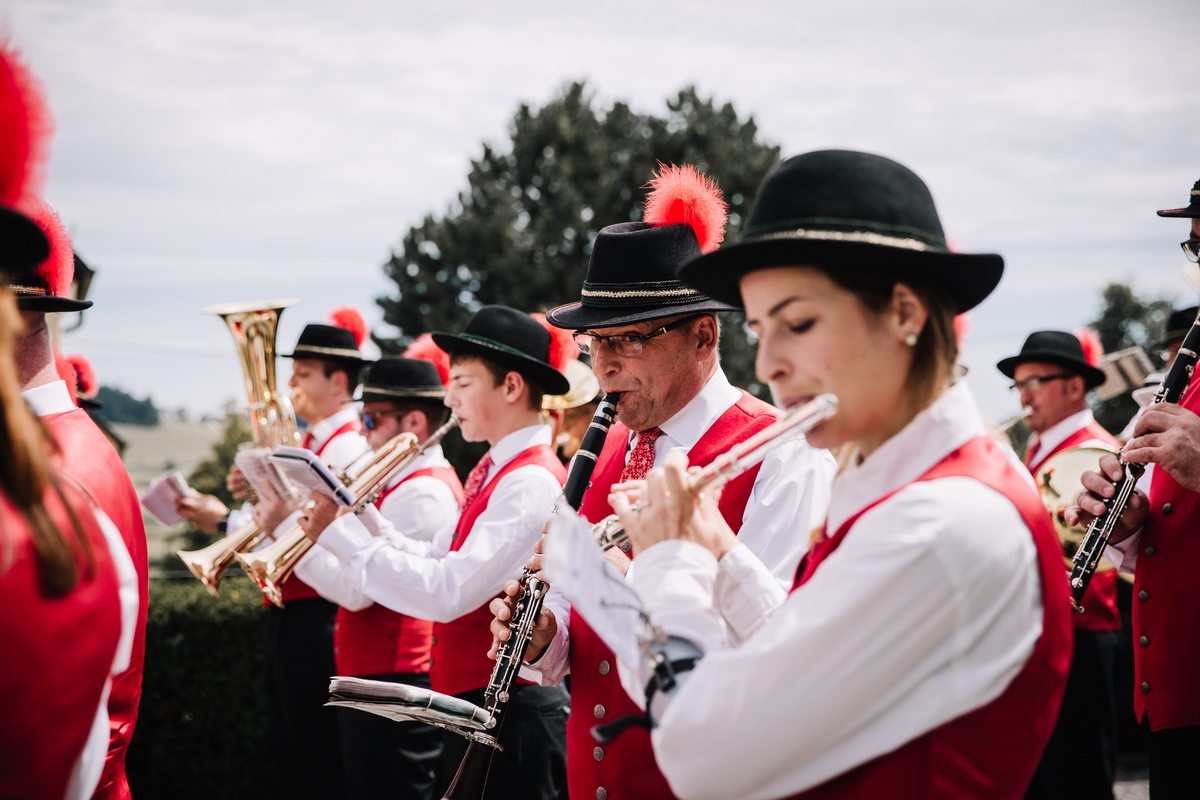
[994,406,1033,436]
[176,299,300,596]
[592,394,838,552]
[239,415,460,607]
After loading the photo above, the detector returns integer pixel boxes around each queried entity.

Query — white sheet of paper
[543,512,647,668]
[235,447,294,504]
[139,470,195,527]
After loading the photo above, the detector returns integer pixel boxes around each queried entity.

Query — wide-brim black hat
[1156,305,1199,350]
[996,330,1106,389]
[0,206,50,272]
[679,150,1004,313]
[545,221,736,329]
[5,204,93,313]
[432,305,570,395]
[283,323,372,365]
[361,357,446,403]
[1157,179,1200,218]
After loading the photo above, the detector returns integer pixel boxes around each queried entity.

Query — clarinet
[441,393,618,800]
[1069,313,1200,608]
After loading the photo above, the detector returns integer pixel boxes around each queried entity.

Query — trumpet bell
[175,537,237,598]
[1034,446,1119,567]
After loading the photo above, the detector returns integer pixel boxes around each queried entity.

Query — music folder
[268,447,356,507]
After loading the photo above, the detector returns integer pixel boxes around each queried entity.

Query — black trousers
[264,598,345,799]
[437,683,569,800]
[337,671,444,800]
[1148,723,1200,799]
[1024,628,1120,800]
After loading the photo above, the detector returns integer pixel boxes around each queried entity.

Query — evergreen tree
[1088,282,1174,433]
[376,82,781,400]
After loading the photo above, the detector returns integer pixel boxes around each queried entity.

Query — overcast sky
[6,0,1200,423]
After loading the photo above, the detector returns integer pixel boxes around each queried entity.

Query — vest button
[594,704,606,719]
[1140,636,1149,648]
[1145,545,1156,556]
[428,657,434,666]
[593,746,605,761]
[431,635,438,646]
[1141,682,1151,695]
[598,660,611,675]
[333,623,340,632]
[1163,503,1174,516]
[1138,590,1150,602]
[596,789,607,800]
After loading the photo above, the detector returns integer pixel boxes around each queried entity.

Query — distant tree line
[95,385,159,426]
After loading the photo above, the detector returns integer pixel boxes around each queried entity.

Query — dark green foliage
[376,82,781,417]
[170,413,253,557]
[127,577,273,799]
[94,385,159,426]
[1088,283,1174,433]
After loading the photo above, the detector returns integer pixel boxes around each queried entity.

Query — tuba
[175,299,301,596]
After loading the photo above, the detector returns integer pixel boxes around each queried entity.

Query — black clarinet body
[1069,314,1200,607]
[441,393,618,800]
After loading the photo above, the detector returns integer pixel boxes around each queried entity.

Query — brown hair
[320,357,365,394]
[450,353,545,410]
[386,398,451,429]
[0,289,91,596]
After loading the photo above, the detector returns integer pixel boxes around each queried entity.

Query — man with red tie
[13,202,148,800]
[997,329,1119,800]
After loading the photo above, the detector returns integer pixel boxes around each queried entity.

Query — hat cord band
[456,334,546,364]
[362,385,445,399]
[8,283,48,296]
[293,345,363,359]
[581,279,704,308]
[744,216,946,252]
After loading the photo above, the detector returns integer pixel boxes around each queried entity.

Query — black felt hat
[283,324,371,365]
[432,305,570,395]
[679,150,1004,313]
[0,207,49,272]
[361,357,446,403]
[1156,305,1199,349]
[7,204,92,313]
[1157,179,1200,218]
[546,165,736,329]
[996,330,1106,389]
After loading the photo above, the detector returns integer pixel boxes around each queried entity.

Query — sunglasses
[1182,240,1200,264]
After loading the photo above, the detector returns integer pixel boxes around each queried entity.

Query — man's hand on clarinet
[1064,452,1149,544]
[1123,403,1200,492]
[487,578,558,664]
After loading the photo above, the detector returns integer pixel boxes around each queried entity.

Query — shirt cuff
[714,544,788,645]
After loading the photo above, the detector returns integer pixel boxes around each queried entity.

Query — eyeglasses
[1009,373,1072,392]
[573,315,699,357]
[361,409,405,431]
[1182,240,1200,263]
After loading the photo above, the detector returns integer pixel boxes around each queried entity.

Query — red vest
[569,392,780,800]
[1028,421,1121,632]
[1133,381,1200,730]
[790,436,1072,800]
[43,409,146,800]
[281,419,362,605]
[334,467,464,677]
[431,445,566,697]
[0,483,122,800]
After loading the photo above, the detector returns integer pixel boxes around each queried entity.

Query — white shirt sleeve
[626,478,1043,800]
[318,465,559,623]
[737,438,836,586]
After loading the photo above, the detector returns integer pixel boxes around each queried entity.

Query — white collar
[828,382,988,533]
[653,368,741,449]
[1031,408,1094,459]
[488,423,553,471]
[22,380,78,417]
[308,405,361,450]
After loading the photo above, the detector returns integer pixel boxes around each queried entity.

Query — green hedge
[128,576,276,799]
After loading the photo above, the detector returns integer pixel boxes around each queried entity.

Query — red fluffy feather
[643,164,727,254]
[0,42,52,207]
[66,353,98,398]
[328,306,368,348]
[1076,328,1104,367]
[532,312,579,372]
[52,350,80,405]
[28,202,73,297]
[403,333,451,387]
[953,313,971,348]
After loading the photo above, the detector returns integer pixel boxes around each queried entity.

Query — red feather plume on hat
[1076,327,1103,368]
[953,313,971,348]
[532,312,579,373]
[402,333,451,388]
[28,202,74,297]
[643,164,728,254]
[328,306,368,348]
[66,353,98,398]
[0,41,52,207]
[52,350,80,406]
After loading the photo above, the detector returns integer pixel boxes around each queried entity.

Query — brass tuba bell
[1033,445,1120,570]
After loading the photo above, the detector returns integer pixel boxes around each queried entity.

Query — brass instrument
[592,394,839,552]
[176,299,300,596]
[240,414,460,606]
[1034,446,1119,574]
[994,406,1033,436]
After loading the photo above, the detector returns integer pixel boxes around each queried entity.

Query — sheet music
[327,676,493,730]
[542,512,648,667]
[269,446,356,507]
[139,470,195,527]
[234,447,295,504]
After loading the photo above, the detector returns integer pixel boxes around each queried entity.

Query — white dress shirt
[525,368,837,685]
[21,379,76,416]
[619,382,1044,800]
[1026,407,1101,471]
[317,424,561,623]
[296,445,460,609]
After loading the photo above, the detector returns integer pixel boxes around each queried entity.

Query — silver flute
[592,393,839,552]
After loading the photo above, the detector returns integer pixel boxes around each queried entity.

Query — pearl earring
[904,333,918,347]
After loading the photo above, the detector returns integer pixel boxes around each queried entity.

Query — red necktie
[301,430,315,450]
[620,427,663,483]
[461,453,495,510]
